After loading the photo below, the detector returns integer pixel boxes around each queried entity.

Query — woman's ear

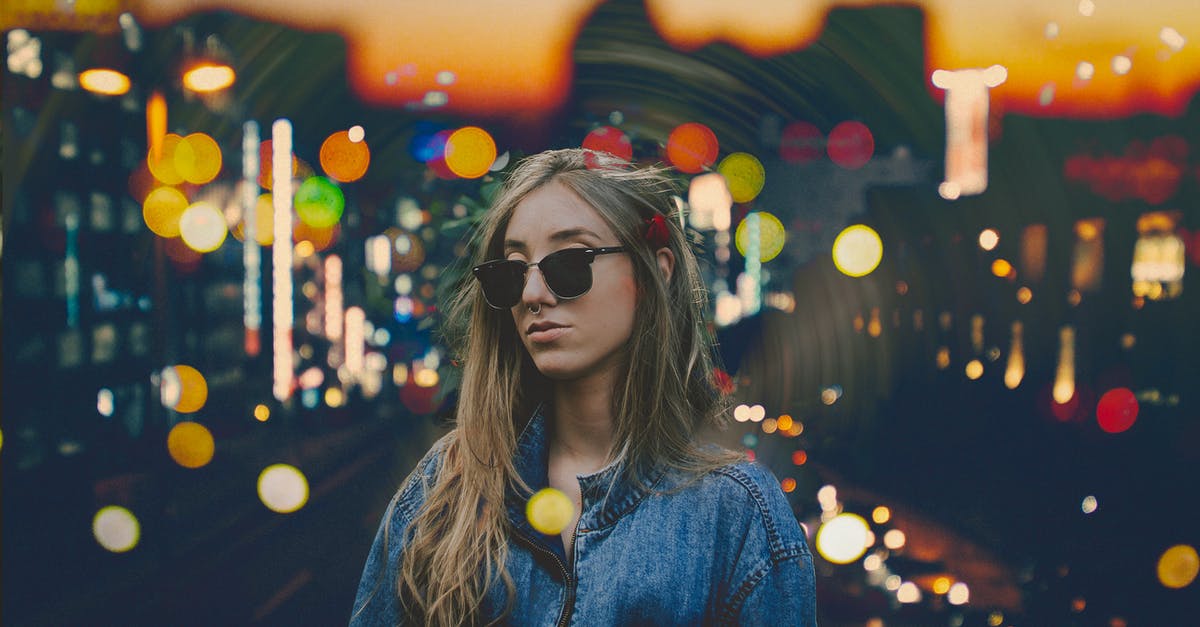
[655,247,675,283]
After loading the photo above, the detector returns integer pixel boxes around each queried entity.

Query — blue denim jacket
[350,408,817,625]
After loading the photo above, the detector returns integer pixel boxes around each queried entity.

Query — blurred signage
[1,0,128,32]
[106,0,1200,118]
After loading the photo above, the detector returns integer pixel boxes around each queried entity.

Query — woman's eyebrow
[503,228,602,251]
[548,227,602,243]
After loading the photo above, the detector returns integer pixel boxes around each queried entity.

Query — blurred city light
[257,464,310,514]
[817,513,871,564]
[93,506,140,553]
[78,68,130,95]
[832,225,883,277]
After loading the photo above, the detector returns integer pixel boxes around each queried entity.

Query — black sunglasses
[471,246,628,309]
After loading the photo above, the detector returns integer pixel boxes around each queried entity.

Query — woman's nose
[519,265,556,310]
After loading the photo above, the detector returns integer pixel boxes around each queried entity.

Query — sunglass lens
[477,261,525,308]
[541,248,593,299]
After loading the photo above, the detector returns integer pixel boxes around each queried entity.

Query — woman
[351,148,816,626]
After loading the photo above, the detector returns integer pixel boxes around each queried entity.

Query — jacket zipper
[514,520,581,627]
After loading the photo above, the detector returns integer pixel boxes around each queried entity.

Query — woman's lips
[527,326,569,343]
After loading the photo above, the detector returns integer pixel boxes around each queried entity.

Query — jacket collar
[506,404,664,539]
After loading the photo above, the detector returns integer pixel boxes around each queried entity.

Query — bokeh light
[897,581,921,603]
[257,464,310,514]
[162,364,208,413]
[1096,387,1138,433]
[832,225,883,277]
[254,404,270,422]
[166,421,215,469]
[409,125,447,164]
[1017,286,1033,304]
[948,581,970,605]
[182,62,235,92]
[779,121,823,163]
[735,212,786,262]
[965,359,984,380]
[295,177,345,228]
[991,258,1014,278]
[792,450,808,465]
[179,201,228,253]
[821,386,842,405]
[142,186,189,238]
[666,122,719,173]
[816,513,871,564]
[979,228,1000,250]
[883,528,906,549]
[526,487,574,535]
[319,130,371,182]
[827,121,874,169]
[444,126,497,179]
[872,506,891,524]
[777,415,794,431]
[582,126,632,161]
[325,387,345,408]
[1081,495,1098,514]
[1157,544,1199,589]
[78,68,131,96]
[93,506,140,553]
[781,478,797,493]
[147,133,185,185]
[174,133,222,184]
[717,152,765,203]
[688,172,732,230]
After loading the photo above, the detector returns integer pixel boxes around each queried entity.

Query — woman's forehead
[503,181,617,243]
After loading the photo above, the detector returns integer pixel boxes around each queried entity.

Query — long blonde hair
[397,148,741,625]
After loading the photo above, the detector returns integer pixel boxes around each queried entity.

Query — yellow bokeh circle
[1158,544,1200,589]
[991,258,1013,278]
[816,512,871,564]
[143,186,189,238]
[832,224,883,278]
[180,201,228,253]
[735,212,786,262]
[147,133,185,185]
[93,506,141,553]
[717,152,765,203]
[444,126,497,179]
[167,421,215,469]
[526,487,575,535]
[172,365,209,413]
[174,133,222,184]
[258,464,310,514]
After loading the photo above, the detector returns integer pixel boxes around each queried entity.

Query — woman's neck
[550,373,618,472]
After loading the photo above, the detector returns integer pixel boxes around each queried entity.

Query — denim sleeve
[718,461,818,626]
[730,550,817,626]
[349,437,448,626]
